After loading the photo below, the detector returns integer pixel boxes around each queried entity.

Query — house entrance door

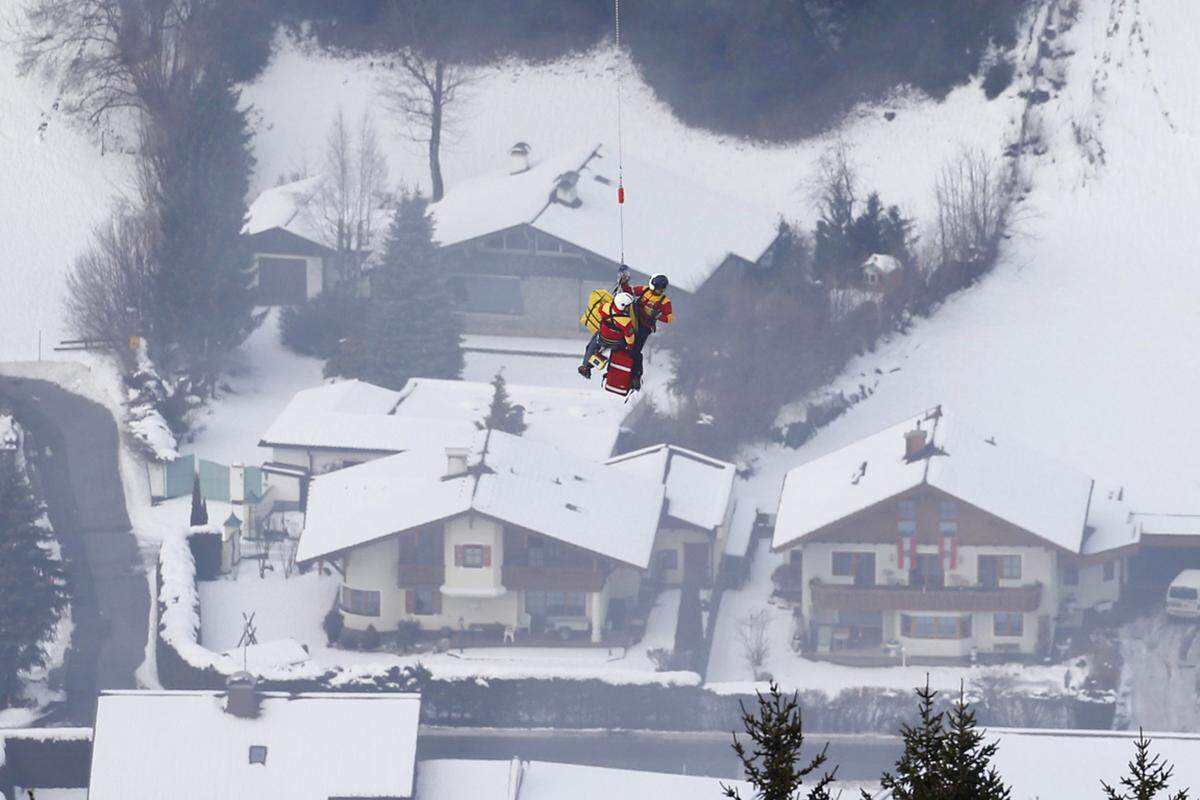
[683,543,710,586]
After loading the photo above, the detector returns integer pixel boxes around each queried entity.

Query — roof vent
[224,670,260,719]
[904,423,928,461]
[553,171,582,208]
[509,142,531,174]
[249,745,268,765]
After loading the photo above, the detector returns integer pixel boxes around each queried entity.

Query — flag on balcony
[939,534,958,570]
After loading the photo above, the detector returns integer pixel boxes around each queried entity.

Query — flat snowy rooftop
[87,690,420,800]
[773,407,1095,553]
[607,443,736,531]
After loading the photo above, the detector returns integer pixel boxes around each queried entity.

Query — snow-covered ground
[195,563,691,685]
[706,542,1085,697]
[245,33,1021,232]
[741,0,1200,516]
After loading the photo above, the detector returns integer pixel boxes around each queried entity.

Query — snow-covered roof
[863,253,902,273]
[724,500,760,558]
[772,408,1095,554]
[394,377,627,461]
[416,759,753,800]
[218,639,311,673]
[988,728,1200,800]
[607,443,736,531]
[87,690,421,800]
[299,429,665,567]
[1080,484,1141,556]
[1132,512,1200,537]
[430,143,781,292]
[243,175,392,252]
[259,379,477,452]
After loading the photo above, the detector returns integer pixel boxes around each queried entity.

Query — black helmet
[650,273,669,291]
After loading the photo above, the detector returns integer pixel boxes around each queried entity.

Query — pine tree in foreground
[352,191,464,390]
[481,371,526,434]
[723,681,837,800]
[0,462,69,710]
[1102,729,1190,800]
[869,679,1010,800]
[189,474,208,527]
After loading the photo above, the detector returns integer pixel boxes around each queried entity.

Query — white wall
[442,514,505,596]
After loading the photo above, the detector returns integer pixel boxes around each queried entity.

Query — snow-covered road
[1118,612,1200,732]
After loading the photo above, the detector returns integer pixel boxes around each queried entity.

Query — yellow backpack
[580,289,614,333]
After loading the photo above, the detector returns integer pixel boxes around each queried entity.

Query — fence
[151,455,262,504]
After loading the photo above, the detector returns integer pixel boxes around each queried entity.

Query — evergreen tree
[1102,729,1190,800]
[723,681,837,800]
[145,66,262,388]
[0,462,69,710]
[189,475,208,527]
[869,680,1010,800]
[480,371,526,434]
[350,191,463,390]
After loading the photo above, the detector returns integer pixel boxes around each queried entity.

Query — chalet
[86,680,421,800]
[429,142,782,337]
[861,253,903,291]
[256,378,629,509]
[606,444,741,587]
[772,407,1137,661]
[297,429,666,643]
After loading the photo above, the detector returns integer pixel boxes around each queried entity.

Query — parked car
[1165,569,1200,619]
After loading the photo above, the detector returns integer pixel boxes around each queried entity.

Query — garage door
[258,257,307,305]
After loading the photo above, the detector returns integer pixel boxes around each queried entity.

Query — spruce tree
[870,679,949,800]
[146,66,261,387]
[481,371,526,434]
[942,685,1011,800]
[1102,729,1189,800]
[0,462,69,710]
[723,681,837,800]
[352,191,463,390]
[189,474,208,527]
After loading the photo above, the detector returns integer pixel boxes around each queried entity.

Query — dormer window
[249,745,268,765]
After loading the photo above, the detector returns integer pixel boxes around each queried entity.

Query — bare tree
[15,0,210,130]
[932,147,1008,280]
[305,108,390,288]
[738,609,773,679]
[813,139,859,231]
[64,204,156,366]
[378,50,470,201]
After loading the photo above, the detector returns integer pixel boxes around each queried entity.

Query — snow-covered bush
[123,340,182,462]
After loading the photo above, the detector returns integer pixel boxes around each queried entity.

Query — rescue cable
[614,0,626,266]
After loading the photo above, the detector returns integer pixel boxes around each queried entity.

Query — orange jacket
[629,285,673,328]
[597,301,636,347]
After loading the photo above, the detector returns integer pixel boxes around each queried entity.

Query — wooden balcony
[502,564,607,592]
[810,579,1042,613]
[397,563,445,588]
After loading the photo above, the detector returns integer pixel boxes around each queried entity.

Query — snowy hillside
[745,0,1200,512]
[0,41,134,362]
[244,35,1021,229]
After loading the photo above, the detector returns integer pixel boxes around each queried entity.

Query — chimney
[509,142,531,174]
[553,171,581,207]
[225,671,260,719]
[904,423,927,460]
[446,446,470,476]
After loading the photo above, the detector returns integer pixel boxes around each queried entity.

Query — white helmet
[613,292,635,311]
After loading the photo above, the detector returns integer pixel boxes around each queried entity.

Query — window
[939,520,958,536]
[463,545,485,568]
[248,745,268,765]
[789,549,803,565]
[910,553,944,589]
[449,275,525,315]
[340,586,380,617]
[1000,555,1022,580]
[831,551,875,586]
[897,520,917,537]
[938,500,958,520]
[897,499,917,520]
[657,549,678,573]
[993,611,1024,637]
[412,589,438,615]
[1103,560,1116,582]
[1169,585,1199,601]
[415,529,441,565]
[901,614,972,639]
[1063,567,1079,586]
[525,590,587,617]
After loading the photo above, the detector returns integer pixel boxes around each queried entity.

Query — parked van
[1165,569,1200,619]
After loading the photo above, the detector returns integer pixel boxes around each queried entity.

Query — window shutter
[405,590,415,613]
[433,590,443,614]
[454,545,464,566]
[482,545,492,567]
